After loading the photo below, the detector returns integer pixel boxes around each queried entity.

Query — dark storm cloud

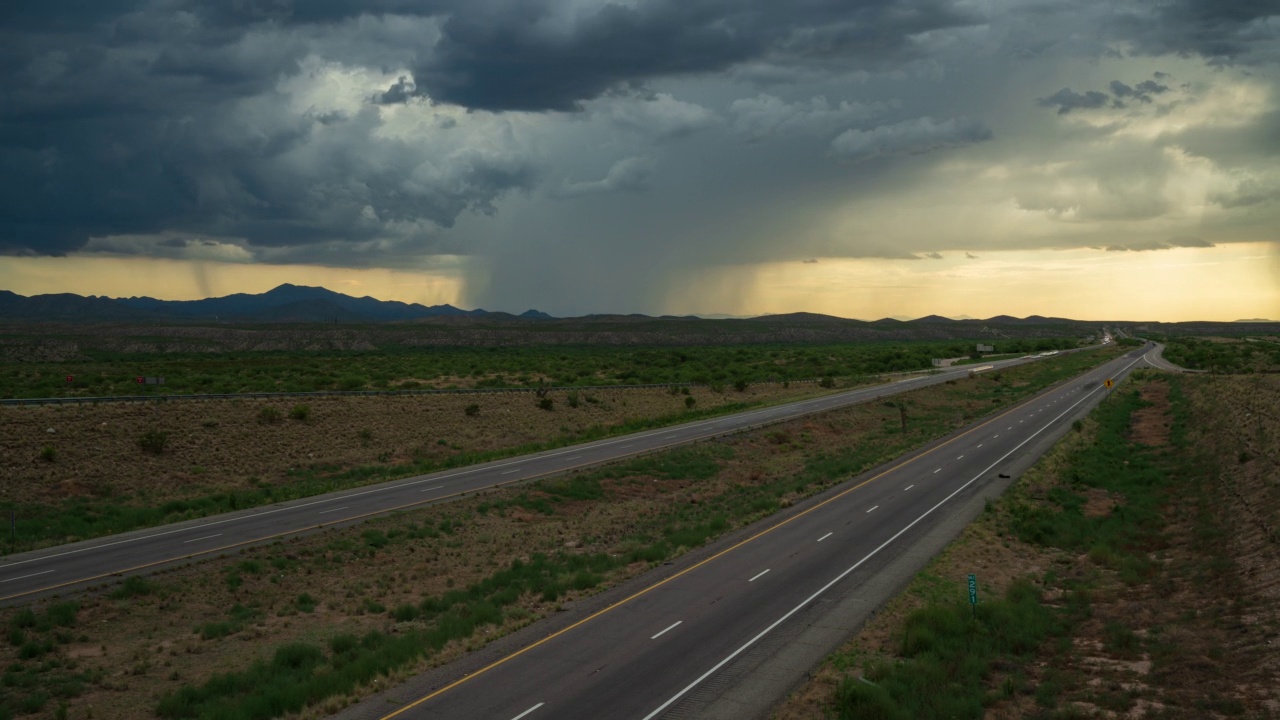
[1109,79,1170,103]
[1036,88,1109,114]
[0,1,540,258]
[414,0,981,111]
[829,116,992,161]
[0,0,982,258]
[1112,0,1280,65]
[374,76,416,105]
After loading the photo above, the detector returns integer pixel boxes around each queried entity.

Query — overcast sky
[2,0,1279,320]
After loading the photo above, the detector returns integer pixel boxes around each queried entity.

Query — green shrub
[566,391,581,408]
[538,398,554,411]
[46,601,79,628]
[39,446,55,462]
[733,379,749,392]
[819,376,835,388]
[289,404,311,421]
[391,604,419,622]
[257,407,282,424]
[111,576,153,599]
[295,594,317,613]
[138,429,169,455]
[685,396,696,409]
[465,403,480,416]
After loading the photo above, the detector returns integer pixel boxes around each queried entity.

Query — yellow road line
[374,362,1114,719]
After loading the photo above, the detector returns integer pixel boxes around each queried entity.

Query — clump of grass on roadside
[834,579,1060,720]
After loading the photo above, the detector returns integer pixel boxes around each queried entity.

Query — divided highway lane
[0,349,1089,604]
[355,347,1148,720]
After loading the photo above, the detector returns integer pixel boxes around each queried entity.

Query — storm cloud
[1,0,1278,316]
[829,116,993,161]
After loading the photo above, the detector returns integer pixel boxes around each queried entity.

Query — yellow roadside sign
[1104,379,1114,388]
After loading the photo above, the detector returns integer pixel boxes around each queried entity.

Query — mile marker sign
[968,574,978,616]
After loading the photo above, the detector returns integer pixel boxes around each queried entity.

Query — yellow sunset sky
[4,241,1276,321]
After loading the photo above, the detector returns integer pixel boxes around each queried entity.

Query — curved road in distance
[335,344,1155,720]
[1140,341,1196,372]
[0,347,1103,604]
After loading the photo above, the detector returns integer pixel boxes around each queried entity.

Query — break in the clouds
[1,0,1279,315]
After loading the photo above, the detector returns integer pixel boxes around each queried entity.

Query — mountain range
[0,284,555,323]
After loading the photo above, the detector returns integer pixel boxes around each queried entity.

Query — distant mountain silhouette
[0,284,557,323]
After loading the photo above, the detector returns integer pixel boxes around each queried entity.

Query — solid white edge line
[509,702,545,720]
[182,533,222,544]
[0,353,1084,576]
[817,532,833,542]
[866,506,879,514]
[639,355,1140,720]
[904,485,914,491]
[748,569,770,583]
[651,621,683,640]
[318,506,349,515]
[419,486,444,493]
[0,569,55,584]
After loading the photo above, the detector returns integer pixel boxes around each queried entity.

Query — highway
[1141,341,1193,372]
[330,344,1153,720]
[0,348,1097,604]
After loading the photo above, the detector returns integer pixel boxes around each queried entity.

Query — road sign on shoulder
[1104,379,1114,388]
[968,574,978,605]
[65,375,73,383]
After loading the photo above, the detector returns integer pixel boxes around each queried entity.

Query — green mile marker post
[968,573,978,618]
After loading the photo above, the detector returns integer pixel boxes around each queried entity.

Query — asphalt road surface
[0,347,1100,604]
[332,344,1153,720]
[1140,341,1193,372]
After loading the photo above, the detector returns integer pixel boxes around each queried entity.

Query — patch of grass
[110,575,154,600]
[1006,389,1166,565]
[833,579,1061,720]
[295,593,317,613]
[138,429,169,455]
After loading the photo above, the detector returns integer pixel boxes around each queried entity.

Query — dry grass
[0,382,822,509]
